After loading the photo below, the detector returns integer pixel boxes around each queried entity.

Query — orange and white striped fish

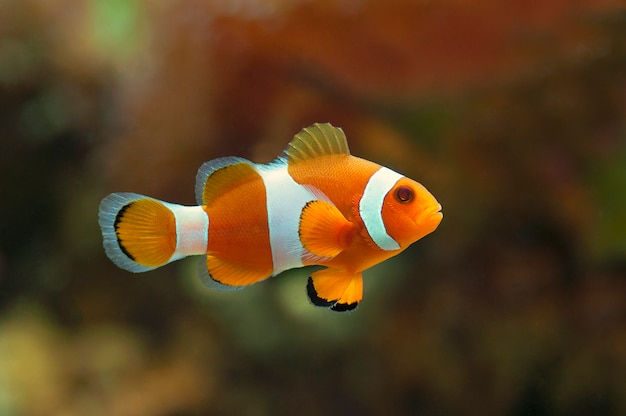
[98,123,442,312]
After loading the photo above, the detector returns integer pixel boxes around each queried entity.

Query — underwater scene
[0,1,625,415]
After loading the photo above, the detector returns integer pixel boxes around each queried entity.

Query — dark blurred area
[1,1,625,415]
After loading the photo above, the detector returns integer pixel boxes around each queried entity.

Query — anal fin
[199,254,273,290]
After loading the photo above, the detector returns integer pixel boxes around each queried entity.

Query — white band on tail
[359,167,402,251]
[166,204,209,260]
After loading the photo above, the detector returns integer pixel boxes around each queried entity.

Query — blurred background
[1,1,625,415]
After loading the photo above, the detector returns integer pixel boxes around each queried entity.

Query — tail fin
[98,193,177,272]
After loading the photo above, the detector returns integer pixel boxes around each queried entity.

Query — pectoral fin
[306,268,363,312]
[299,200,353,258]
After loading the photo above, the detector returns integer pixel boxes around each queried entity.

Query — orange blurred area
[1,1,625,415]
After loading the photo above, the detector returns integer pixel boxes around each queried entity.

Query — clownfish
[98,123,442,312]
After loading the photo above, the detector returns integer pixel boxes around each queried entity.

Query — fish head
[381,177,443,248]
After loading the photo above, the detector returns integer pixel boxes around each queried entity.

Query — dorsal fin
[284,123,350,164]
[195,157,258,206]
[195,156,254,205]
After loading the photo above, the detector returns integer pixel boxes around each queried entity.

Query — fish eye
[394,186,414,204]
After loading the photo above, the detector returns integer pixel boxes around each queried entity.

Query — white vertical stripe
[255,161,316,274]
[359,167,403,251]
[166,204,209,261]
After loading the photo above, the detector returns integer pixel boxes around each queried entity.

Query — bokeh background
[1,1,625,415]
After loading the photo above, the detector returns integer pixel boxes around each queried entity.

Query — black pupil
[395,186,414,203]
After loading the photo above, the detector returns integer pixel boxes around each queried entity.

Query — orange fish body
[99,123,442,311]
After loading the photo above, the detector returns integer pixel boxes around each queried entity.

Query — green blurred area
[1,1,625,415]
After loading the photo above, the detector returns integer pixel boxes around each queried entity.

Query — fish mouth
[417,204,443,229]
